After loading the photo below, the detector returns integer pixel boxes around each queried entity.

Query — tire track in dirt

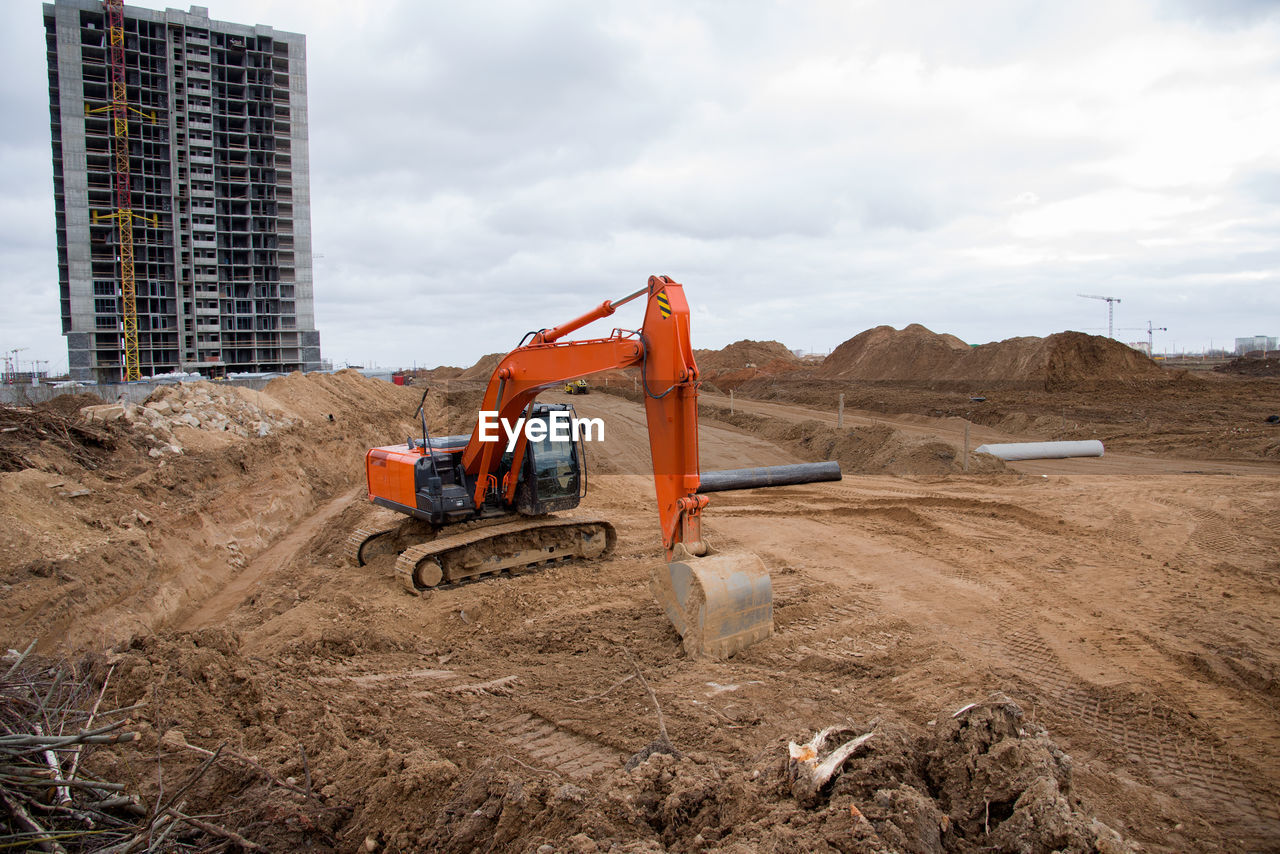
[307,658,627,780]
[995,606,1280,847]
[1106,509,1143,547]
[1151,493,1280,557]
[492,713,624,779]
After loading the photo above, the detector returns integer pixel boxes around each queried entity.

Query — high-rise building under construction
[44,1,322,382]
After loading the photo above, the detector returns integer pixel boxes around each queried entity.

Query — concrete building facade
[1235,336,1277,355]
[44,1,321,382]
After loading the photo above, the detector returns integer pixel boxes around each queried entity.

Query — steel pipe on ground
[697,461,842,493]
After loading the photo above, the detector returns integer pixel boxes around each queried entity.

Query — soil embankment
[816,324,1167,388]
[727,326,1276,462]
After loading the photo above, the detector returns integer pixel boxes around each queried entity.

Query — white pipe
[973,440,1104,461]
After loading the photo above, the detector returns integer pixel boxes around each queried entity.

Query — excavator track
[347,515,539,569]
[346,518,438,568]
[394,515,616,594]
[346,527,398,567]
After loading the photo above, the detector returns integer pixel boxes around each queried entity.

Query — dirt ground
[1,366,1278,852]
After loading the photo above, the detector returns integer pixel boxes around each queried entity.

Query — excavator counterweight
[356,277,841,657]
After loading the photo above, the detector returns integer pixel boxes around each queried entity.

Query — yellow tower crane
[85,0,156,381]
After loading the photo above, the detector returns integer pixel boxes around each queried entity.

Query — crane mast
[1078,293,1121,339]
[86,0,155,381]
[108,0,140,381]
[1118,321,1168,356]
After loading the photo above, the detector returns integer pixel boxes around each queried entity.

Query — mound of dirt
[710,357,815,392]
[1214,355,1280,377]
[818,325,972,382]
[35,391,107,415]
[820,694,1131,853]
[419,697,1128,850]
[458,353,506,381]
[818,326,1167,388]
[404,366,466,382]
[789,420,1005,475]
[1037,332,1168,387]
[689,341,807,392]
[0,370,426,652]
[262,369,420,426]
[696,340,800,375]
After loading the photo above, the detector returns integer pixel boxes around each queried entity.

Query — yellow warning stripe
[656,290,671,318]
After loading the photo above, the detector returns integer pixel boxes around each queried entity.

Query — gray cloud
[1157,0,1280,28]
[3,0,1278,373]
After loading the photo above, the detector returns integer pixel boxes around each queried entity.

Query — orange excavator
[350,276,841,657]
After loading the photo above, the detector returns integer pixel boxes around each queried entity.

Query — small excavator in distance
[351,276,841,657]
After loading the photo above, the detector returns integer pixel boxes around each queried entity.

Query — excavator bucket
[650,545,773,658]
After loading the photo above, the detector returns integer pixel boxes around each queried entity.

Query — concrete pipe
[972,440,1104,461]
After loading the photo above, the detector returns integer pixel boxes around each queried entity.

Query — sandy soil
[1,371,1278,852]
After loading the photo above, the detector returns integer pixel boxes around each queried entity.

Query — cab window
[529,425,579,500]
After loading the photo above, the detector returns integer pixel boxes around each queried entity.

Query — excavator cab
[513,403,584,515]
[366,403,585,524]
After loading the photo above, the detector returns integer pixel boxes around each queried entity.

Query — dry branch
[568,673,634,704]
[166,808,263,851]
[160,729,313,799]
[0,403,116,473]
[619,648,681,771]
[621,649,668,745]
[0,645,271,852]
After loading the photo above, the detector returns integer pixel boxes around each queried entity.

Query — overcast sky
[3,0,1278,373]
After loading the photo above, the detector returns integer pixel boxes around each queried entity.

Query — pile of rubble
[82,382,298,456]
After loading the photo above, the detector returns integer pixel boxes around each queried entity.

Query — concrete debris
[82,404,126,423]
[82,381,298,455]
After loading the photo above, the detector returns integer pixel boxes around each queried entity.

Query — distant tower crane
[1078,294,1122,338]
[5,348,28,385]
[1118,321,1168,356]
